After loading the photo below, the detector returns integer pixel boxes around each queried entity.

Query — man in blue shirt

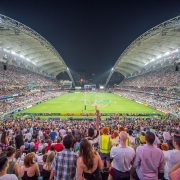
[50,127,57,141]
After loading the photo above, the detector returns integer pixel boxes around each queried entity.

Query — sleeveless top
[21,167,38,180]
[80,158,102,180]
[83,168,102,180]
[42,169,51,180]
[7,161,16,174]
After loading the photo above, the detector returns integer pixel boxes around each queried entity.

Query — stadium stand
[0,62,59,87]
[1,13,180,180]
[120,65,180,87]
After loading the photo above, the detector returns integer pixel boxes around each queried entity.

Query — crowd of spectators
[0,91,63,115]
[115,89,180,117]
[0,111,180,180]
[120,65,180,87]
[0,62,59,87]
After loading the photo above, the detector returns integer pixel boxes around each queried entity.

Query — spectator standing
[110,131,135,180]
[50,127,57,142]
[134,131,164,180]
[15,131,24,150]
[168,161,180,180]
[54,138,63,152]
[87,110,100,150]
[20,152,40,180]
[42,151,55,180]
[163,128,171,143]
[0,131,9,151]
[38,140,45,153]
[25,130,32,142]
[50,134,78,180]
[99,127,111,168]
[0,155,18,180]
[6,146,20,178]
[59,127,66,138]
[77,139,103,180]
[163,135,180,180]
[24,139,30,150]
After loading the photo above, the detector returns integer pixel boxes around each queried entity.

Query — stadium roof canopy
[0,14,75,86]
[106,15,180,86]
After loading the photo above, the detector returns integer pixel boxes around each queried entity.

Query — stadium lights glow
[20,54,25,58]
[157,55,162,59]
[11,51,16,55]
[165,51,170,55]
[112,68,114,71]
[145,48,180,66]
[150,58,155,62]
[67,67,69,70]
[3,48,10,52]
[2,48,38,65]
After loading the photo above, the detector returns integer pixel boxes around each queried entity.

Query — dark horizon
[1,0,180,85]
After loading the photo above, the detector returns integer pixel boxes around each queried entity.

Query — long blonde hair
[46,151,55,169]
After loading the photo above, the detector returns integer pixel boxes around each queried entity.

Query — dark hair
[145,131,155,145]
[57,137,61,143]
[63,134,73,149]
[15,150,22,160]
[79,139,95,170]
[88,128,94,137]
[1,131,7,144]
[50,145,55,151]
[173,135,180,147]
[0,155,8,171]
[43,154,48,163]
[128,129,133,136]
[6,146,16,157]
[42,148,46,155]
[30,146,36,153]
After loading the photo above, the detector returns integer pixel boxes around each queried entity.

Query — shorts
[100,152,110,161]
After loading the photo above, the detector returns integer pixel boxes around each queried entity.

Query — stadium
[0,9,180,180]
[0,14,179,121]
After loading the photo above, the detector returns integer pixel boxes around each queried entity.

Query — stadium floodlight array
[2,48,36,65]
[145,49,179,66]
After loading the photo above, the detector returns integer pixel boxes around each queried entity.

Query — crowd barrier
[18,112,163,117]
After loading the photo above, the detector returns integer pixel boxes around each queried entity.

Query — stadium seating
[0,62,59,87]
[120,65,180,87]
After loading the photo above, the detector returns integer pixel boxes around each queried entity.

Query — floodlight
[165,51,170,55]
[20,54,25,58]
[67,67,69,70]
[150,58,155,62]
[112,68,114,71]
[11,51,16,55]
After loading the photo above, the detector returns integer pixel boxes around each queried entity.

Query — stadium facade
[0,14,75,86]
[106,15,180,86]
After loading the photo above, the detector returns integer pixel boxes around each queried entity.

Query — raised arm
[96,110,100,131]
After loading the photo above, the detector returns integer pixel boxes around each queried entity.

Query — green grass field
[20,93,162,114]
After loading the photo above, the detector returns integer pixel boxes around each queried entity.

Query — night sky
[1,0,180,84]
